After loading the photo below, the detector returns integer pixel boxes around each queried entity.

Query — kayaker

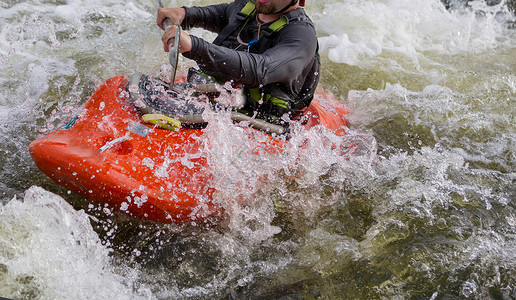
[156,0,319,123]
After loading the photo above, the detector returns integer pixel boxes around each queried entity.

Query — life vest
[213,0,320,119]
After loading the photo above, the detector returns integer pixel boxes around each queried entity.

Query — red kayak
[29,74,350,224]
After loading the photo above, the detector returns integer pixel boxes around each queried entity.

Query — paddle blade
[168,22,181,87]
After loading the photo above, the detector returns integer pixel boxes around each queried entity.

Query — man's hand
[156,7,186,30]
[161,24,192,53]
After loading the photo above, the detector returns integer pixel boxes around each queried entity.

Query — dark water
[1,0,515,299]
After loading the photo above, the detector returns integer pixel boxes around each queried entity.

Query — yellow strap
[241,1,288,32]
[240,1,256,16]
[269,16,288,31]
[269,96,288,108]
[249,87,261,101]
[248,88,288,108]
[142,114,181,131]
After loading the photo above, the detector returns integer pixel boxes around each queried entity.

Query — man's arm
[183,22,318,89]
[158,4,232,54]
[182,4,231,33]
[158,1,243,53]
[156,7,186,29]
[157,3,234,33]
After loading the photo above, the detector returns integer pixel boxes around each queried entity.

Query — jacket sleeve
[182,5,229,33]
[181,0,246,34]
[182,21,318,91]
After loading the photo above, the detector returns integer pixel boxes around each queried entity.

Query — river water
[1,0,515,299]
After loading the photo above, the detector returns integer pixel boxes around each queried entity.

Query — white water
[0,187,152,299]
[1,0,515,299]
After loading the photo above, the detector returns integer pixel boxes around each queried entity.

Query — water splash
[1,0,516,298]
[0,186,151,299]
[316,0,515,66]
[349,81,515,172]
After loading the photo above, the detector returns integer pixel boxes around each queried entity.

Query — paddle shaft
[156,0,180,87]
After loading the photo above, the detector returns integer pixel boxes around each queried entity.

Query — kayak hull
[29,75,349,223]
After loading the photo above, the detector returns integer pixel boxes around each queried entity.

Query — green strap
[240,1,256,16]
[240,2,288,32]
[249,87,261,101]
[142,114,181,131]
[269,17,288,31]
[248,88,288,109]
[269,96,288,108]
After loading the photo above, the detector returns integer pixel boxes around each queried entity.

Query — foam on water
[348,79,515,171]
[0,0,160,204]
[1,0,516,298]
[0,186,151,299]
[315,0,515,66]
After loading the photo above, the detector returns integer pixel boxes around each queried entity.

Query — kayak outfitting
[29,74,350,224]
[142,114,181,131]
[129,71,287,134]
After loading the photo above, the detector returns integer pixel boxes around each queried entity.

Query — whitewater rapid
[1,0,515,299]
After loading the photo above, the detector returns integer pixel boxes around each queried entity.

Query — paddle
[156,0,180,88]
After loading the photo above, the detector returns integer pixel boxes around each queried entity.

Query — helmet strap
[272,0,299,15]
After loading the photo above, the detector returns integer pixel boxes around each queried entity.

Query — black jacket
[181,0,320,116]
